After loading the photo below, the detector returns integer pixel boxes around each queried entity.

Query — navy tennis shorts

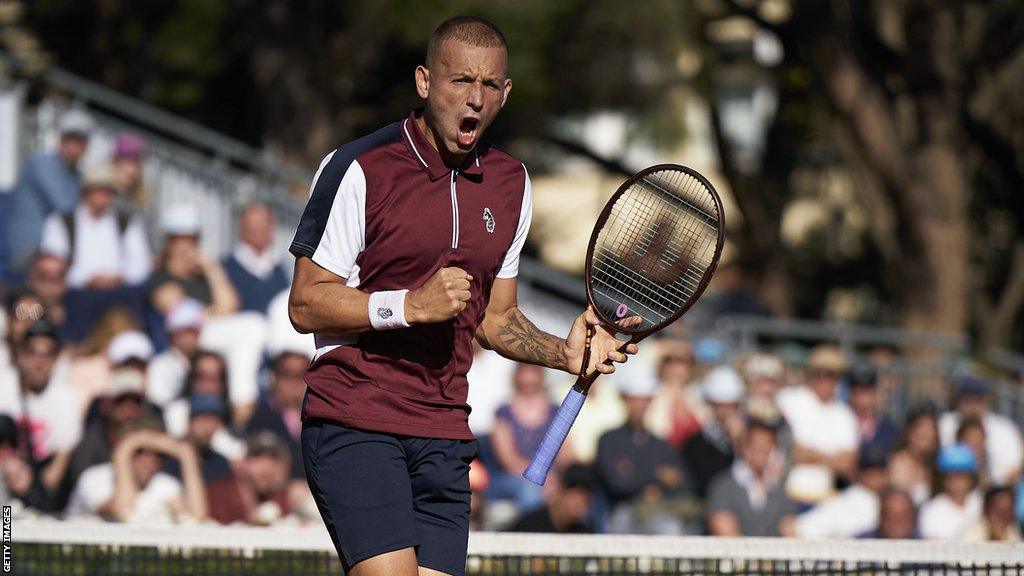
[302,418,478,575]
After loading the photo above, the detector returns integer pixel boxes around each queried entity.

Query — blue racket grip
[523,387,586,485]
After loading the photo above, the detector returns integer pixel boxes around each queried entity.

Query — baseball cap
[108,330,154,365]
[847,363,878,389]
[745,353,783,380]
[58,109,95,137]
[161,204,201,236]
[562,464,597,492]
[954,375,988,398]
[616,363,658,398]
[113,133,145,160]
[937,443,978,474]
[702,366,745,403]
[247,430,290,461]
[165,298,205,332]
[102,369,145,398]
[188,394,225,418]
[23,317,61,344]
[808,344,847,373]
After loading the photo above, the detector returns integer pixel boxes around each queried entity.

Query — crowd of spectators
[1,110,1022,544]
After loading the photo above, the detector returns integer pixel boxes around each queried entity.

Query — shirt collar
[233,242,279,280]
[75,203,115,223]
[402,110,483,181]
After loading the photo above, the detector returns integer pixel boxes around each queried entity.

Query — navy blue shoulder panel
[289,121,402,260]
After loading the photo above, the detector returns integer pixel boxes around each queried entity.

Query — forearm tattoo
[493,308,566,370]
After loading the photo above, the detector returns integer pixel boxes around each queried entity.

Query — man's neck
[414,111,469,168]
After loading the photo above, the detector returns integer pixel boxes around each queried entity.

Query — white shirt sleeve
[310,159,366,280]
[121,215,152,285]
[39,213,70,259]
[496,166,533,279]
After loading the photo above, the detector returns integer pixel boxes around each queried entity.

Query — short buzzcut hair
[426,15,508,69]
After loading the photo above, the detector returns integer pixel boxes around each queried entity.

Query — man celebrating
[289,16,634,576]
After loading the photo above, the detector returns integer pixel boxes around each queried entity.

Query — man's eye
[454,78,470,84]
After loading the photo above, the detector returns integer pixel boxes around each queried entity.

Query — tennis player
[288,15,636,576]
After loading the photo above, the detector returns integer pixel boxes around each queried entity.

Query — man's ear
[415,65,430,99]
[500,78,512,109]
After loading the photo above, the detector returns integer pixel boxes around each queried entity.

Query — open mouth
[457,117,479,148]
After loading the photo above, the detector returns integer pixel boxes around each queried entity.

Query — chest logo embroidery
[483,207,495,233]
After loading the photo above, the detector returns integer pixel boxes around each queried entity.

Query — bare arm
[172,442,209,522]
[110,433,144,521]
[475,278,635,375]
[201,258,240,316]
[792,444,856,479]
[491,419,531,474]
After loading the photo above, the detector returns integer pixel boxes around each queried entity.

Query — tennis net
[11,519,1024,575]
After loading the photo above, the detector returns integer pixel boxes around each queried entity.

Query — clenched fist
[406,267,474,324]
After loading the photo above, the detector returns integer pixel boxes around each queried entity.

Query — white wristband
[368,290,410,330]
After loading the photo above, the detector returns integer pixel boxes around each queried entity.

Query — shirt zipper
[450,169,460,249]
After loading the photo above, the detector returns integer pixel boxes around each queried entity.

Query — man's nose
[467,83,484,110]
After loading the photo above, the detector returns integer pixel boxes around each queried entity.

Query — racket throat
[449,169,460,249]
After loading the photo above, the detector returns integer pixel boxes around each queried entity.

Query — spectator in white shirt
[221,203,290,314]
[39,167,151,290]
[777,344,857,505]
[860,488,920,539]
[961,486,1022,542]
[791,447,889,538]
[919,444,983,540]
[147,299,204,409]
[939,375,1023,486]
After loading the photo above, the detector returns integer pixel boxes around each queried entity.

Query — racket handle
[523,387,586,486]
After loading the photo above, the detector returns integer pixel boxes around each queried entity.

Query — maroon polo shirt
[290,110,532,440]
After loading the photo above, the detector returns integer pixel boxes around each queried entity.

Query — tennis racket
[523,164,726,485]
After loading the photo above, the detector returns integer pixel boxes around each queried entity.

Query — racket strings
[590,168,721,331]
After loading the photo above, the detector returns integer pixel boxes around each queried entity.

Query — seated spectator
[791,447,889,538]
[6,110,92,272]
[645,339,703,449]
[919,444,983,540]
[596,367,690,535]
[490,364,559,511]
[509,464,596,534]
[149,205,265,425]
[0,414,52,513]
[1,290,46,373]
[164,394,234,482]
[888,406,939,504]
[858,488,920,539]
[0,318,81,495]
[682,366,745,498]
[222,203,290,314]
[742,353,784,419]
[39,167,151,290]
[147,299,204,408]
[65,415,207,524]
[247,347,309,479]
[207,431,306,526]
[59,369,151,510]
[939,375,1023,486]
[110,134,148,209]
[848,364,898,457]
[962,486,1021,542]
[65,307,140,411]
[956,416,989,489]
[25,253,69,329]
[777,344,857,505]
[163,351,245,463]
[706,418,793,536]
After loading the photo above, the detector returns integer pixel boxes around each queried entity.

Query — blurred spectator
[743,353,783,412]
[596,366,690,535]
[163,394,234,482]
[0,318,80,494]
[489,364,558,511]
[465,341,514,437]
[791,448,889,538]
[939,375,1023,486]
[509,464,596,533]
[682,366,745,498]
[208,431,304,526]
[163,351,245,463]
[25,253,69,328]
[247,347,310,479]
[0,413,52,513]
[888,407,939,504]
[59,369,150,510]
[65,415,207,524]
[956,416,989,489]
[6,110,93,272]
[67,309,141,413]
[847,364,898,457]
[858,488,920,539]
[149,204,265,425]
[147,299,204,408]
[919,444,982,540]
[645,339,703,449]
[777,344,856,505]
[110,134,148,208]
[222,203,290,314]
[962,486,1021,542]
[39,167,151,289]
[468,459,490,531]
[2,290,46,361]
[706,419,793,536]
